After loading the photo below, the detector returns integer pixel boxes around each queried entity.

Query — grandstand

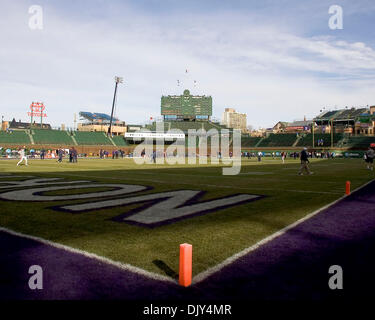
[257,134,298,147]
[32,129,74,145]
[73,131,113,145]
[0,130,31,144]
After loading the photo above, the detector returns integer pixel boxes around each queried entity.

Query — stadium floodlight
[115,76,123,84]
[108,76,123,136]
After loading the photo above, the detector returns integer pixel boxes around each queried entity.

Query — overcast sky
[1,0,375,129]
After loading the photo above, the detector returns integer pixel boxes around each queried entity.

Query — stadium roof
[79,111,119,122]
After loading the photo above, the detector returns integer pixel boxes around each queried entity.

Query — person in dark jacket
[69,148,73,163]
[72,147,78,163]
[57,148,63,163]
[298,147,313,175]
[365,147,374,171]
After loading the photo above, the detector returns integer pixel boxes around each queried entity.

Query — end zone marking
[192,178,375,284]
[0,227,177,285]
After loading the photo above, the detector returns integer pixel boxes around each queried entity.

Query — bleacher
[241,136,262,147]
[335,108,368,120]
[32,129,74,145]
[257,134,298,147]
[0,130,31,144]
[111,135,129,147]
[315,110,340,120]
[169,122,202,132]
[74,131,112,145]
[145,122,170,132]
[340,136,375,149]
[297,133,343,147]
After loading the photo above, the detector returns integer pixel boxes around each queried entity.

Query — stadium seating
[32,129,75,145]
[144,122,170,132]
[169,121,203,132]
[334,108,368,120]
[257,134,298,147]
[315,110,340,120]
[111,135,129,146]
[296,133,343,147]
[0,130,31,144]
[339,136,375,149]
[74,131,112,145]
[241,136,262,147]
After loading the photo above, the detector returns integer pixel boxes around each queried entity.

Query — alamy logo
[28,265,43,290]
[328,5,343,30]
[28,5,44,30]
[328,265,343,290]
[0,176,263,227]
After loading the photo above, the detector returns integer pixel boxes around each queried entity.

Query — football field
[0,157,373,283]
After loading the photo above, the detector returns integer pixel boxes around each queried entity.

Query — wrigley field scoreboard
[161,89,212,121]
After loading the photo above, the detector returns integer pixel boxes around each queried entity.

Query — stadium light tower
[108,76,123,136]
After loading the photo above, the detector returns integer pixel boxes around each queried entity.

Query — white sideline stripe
[192,178,375,284]
[0,227,177,285]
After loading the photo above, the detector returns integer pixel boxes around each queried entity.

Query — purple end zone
[1,180,375,300]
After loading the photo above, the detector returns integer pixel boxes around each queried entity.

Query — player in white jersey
[16,146,28,166]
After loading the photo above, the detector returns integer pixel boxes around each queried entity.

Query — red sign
[28,102,47,117]
[371,143,375,148]
[285,126,304,131]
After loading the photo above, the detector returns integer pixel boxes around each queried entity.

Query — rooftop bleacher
[335,108,368,120]
[79,111,119,123]
[315,110,340,120]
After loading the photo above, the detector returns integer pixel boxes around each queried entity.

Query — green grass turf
[0,157,374,278]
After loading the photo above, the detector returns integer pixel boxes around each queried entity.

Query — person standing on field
[365,147,374,171]
[16,146,28,166]
[57,148,63,163]
[298,147,313,175]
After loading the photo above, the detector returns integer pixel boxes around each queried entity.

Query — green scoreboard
[161,89,212,120]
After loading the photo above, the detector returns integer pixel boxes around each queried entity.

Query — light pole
[108,76,123,136]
